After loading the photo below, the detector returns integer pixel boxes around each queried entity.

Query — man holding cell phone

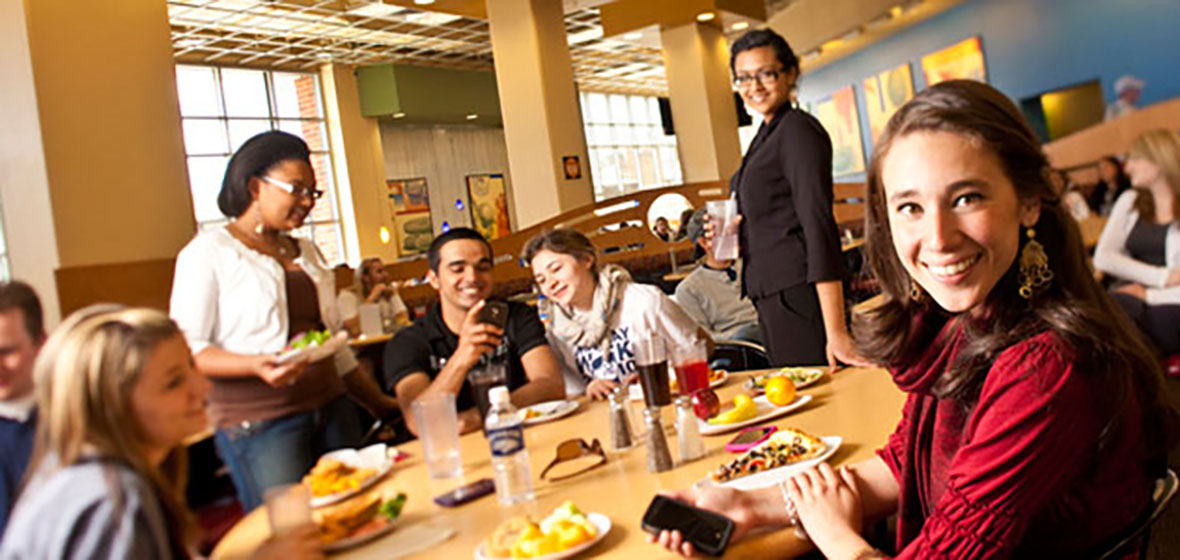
[383,228,565,435]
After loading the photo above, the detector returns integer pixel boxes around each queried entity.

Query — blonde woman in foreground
[0,306,321,559]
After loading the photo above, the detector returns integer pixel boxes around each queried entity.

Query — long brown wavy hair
[854,80,1174,467]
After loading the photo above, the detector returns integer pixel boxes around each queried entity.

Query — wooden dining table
[211,366,906,559]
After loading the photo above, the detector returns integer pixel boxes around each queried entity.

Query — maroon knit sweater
[876,318,1154,558]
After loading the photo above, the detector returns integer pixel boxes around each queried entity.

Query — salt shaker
[674,395,705,463]
[608,386,635,451]
[643,407,674,472]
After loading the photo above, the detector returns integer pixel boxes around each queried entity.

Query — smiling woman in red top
[649,80,1176,559]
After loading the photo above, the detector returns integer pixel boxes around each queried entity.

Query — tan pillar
[321,63,391,265]
[487,0,593,228]
[25,0,194,267]
[20,0,193,316]
[0,0,61,325]
[660,22,742,183]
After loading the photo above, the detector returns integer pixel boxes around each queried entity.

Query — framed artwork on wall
[386,177,433,257]
[921,36,987,86]
[465,173,511,240]
[863,63,915,144]
[814,86,866,177]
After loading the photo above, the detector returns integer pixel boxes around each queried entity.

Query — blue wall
[796,0,1180,179]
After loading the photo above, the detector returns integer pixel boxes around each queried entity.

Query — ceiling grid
[169,1,799,96]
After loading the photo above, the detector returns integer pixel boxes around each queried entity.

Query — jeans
[214,396,363,511]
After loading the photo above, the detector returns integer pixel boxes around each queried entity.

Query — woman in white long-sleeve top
[169,131,397,511]
[1093,129,1180,355]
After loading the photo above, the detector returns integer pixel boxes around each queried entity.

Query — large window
[580,92,683,201]
[175,65,344,264]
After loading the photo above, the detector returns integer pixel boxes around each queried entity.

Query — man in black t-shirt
[383,228,565,434]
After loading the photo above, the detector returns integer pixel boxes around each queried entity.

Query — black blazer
[732,106,844,299]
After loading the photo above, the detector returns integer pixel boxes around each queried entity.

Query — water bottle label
[488,425,524,457]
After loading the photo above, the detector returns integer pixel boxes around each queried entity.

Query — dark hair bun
[217,131,311,218]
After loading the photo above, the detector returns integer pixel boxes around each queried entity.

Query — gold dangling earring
[909,280,922,302]
[1018,227,1053,299]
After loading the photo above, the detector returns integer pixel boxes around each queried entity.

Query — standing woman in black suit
[713,29,868,368]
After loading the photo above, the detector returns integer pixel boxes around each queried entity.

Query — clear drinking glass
[707,199,740,261]
[672,341,709,396]
[468,357,508,429]
[411,392,463,479]
[264,483,311,536]
[635,336,671,408]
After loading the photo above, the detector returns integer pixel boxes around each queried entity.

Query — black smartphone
[433,478,495,507]
[641,495,735,557]
[477,300,509,330]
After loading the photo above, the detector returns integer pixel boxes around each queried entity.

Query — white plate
[276,331,349,365]
[308,443,396,508]
[745,368,826,394]
[629,370,729,401]
[323,514,400,552]
[698,394,814,436]
[520,400,580,426]
[719,436,843,490]
[474,513,611,560]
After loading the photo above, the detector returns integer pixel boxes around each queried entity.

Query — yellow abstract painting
[921,36,987,86]
[814,86,866,177]
[863,63,915,144]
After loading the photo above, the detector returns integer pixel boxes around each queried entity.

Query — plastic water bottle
[486,386,534,505]
[536,294,550,327]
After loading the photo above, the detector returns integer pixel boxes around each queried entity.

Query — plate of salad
[276,329,348,365]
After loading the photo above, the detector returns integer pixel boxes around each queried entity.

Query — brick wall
[295,74,342,265]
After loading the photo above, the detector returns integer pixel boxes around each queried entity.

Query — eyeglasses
[261,175,324,200]
[539,438,606,482]
[733,68,783,89]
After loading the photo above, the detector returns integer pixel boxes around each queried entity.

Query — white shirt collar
[0,392,36,423]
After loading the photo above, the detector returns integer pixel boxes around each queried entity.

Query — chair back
[1097,468,1178,560]
[710,339,771,372]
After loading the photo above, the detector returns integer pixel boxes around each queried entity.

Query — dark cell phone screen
[641,496,734,556]
[477,301,509,330]
[433,478,495,507]
[731,427,772,445]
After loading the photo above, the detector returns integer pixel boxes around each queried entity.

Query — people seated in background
[383,228,564,435]
[1088,155,1132,215]
[1094,129,1180,356]
[1047,168,1092,221]
[652,80,1174,559]
[337,257,410,337]
[0,282,45,538]
[525,229,713,400]
[652,217,672,242]
[0,306,321,559]
[674,207,695,241]
[1105,74,1145,121]
[170,131,397,511]
[673,209,763,345]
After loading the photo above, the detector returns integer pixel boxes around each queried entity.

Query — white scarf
[543,264,631,354]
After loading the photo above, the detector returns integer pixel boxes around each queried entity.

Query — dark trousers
[1112,292,1180,355]
[752,283,828,367]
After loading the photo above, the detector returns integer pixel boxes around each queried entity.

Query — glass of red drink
[672,342,709,395]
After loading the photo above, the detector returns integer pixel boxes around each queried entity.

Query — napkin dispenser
[358,303,383,337]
